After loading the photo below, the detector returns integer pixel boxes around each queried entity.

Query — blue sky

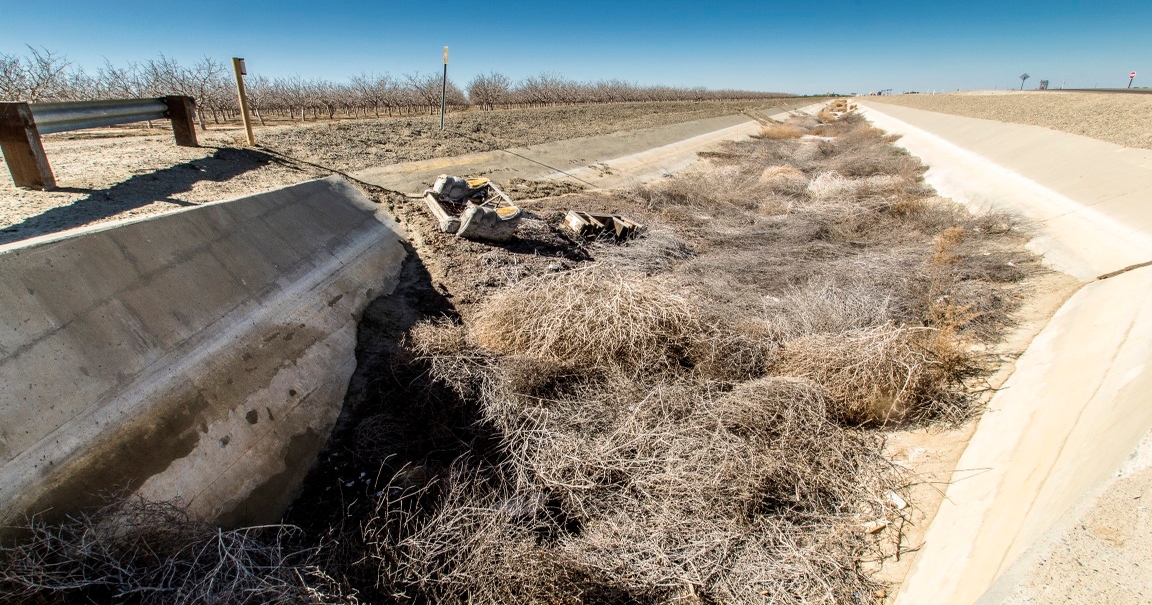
[1,0,1148,94]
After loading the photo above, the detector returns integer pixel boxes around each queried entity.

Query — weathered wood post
[162,96,199,147]
[231,58,255,146]
[0,102,55,190]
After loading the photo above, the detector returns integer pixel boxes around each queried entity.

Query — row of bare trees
[464,71,787,109]
[0,47,788,125]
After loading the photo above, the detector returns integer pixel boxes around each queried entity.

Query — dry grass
[352,109,1038,603]
[354,109,1037,602]
[631,164,784,214]
[758,165,809,196]
[469,265,772,380]
[403,320,900,603]
[805,171,907,202]
[471,266,698,374]
[777,324,976,425]
[590,227,695,275]
[759,123,806,139]
[0,499,349,605]
[763,278,896,342]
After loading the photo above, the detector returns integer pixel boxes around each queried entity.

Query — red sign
[1132,71,1138,79]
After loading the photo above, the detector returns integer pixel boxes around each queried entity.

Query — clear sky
[1,0,1148,94]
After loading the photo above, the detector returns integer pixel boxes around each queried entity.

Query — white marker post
[440,46,448,131]
[232,58,255,146]
[1129,71,1137,89]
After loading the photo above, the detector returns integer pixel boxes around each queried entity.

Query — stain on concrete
[195,325,325,408]
[17,388,210,525]
[1,176,408,530]
[217,427,324,527]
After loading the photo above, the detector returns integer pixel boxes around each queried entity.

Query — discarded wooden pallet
[563,211,643,240]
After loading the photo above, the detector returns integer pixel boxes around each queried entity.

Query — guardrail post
[0,102,55,190]
[162,96,198,147]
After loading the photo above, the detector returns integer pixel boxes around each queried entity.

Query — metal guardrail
[30,98,172,135]
[0,95,198,190]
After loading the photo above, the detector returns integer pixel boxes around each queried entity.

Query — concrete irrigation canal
[2,97,1150,602]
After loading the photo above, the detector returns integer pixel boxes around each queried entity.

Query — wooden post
[162,96,199,147]
[232,58,255,146]
[0,102,55,190]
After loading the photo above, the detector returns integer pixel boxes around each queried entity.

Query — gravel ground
[0,131,323,245]
[867,91,1152,149]
[0,100,785,245]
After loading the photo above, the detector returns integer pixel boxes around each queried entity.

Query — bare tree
[143,55,228,129]
[467,72,512,110]
[244,74,271,125]
[96,59,155,99]
[0,46,75,102]
[404,72,446,115]
[0,53,23,100]
[0,47,794,123]
[351,72,395,117]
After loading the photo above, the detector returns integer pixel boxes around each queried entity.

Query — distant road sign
[1132,71,1138,78]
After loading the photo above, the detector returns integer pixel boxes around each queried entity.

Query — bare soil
[0,100,785,246]
[867,91,1152,149]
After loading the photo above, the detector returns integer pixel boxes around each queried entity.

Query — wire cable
[441,127,599,188]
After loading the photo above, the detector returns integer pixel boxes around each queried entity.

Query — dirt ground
[867,91,1152,149]
[993,437,1152,604]
[0,100,794,246]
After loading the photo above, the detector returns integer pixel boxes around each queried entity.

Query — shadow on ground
[0,147,293,246]
[282,248,485,598]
